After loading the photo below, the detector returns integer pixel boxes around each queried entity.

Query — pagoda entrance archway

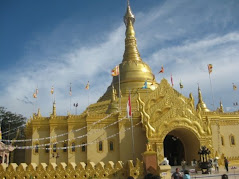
[163,128,200,166]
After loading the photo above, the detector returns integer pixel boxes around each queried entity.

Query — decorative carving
[137,93,155,138]
[189,93,195,109]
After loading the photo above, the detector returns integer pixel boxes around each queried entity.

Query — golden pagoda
[24,0,239,170]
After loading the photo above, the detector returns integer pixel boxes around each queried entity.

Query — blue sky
[1,0,239,118]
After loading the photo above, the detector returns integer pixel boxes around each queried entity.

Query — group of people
[171,168,190,179]
[128,157,230,179]
[172,167,229,179]
[171,157,230,179]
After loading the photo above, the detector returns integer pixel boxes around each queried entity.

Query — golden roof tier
[99,1,156,102]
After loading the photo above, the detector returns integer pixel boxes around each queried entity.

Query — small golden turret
[52,101,56,116]
[106,86,118,114]
[218,101,224,112]
[37,108,41,117]
[196,86,210,112]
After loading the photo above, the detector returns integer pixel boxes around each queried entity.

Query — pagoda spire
[122,0,142,62]
[52,101,56,116]
[196,86,210,112]
[219,100,224,112]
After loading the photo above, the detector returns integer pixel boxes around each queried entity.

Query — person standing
[183,170,190,179]
[172,168,182,179]
[214,157,219,173]
[224,157,229,172]
[181,159,186,172]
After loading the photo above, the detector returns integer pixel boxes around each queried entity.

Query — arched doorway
[164,135,184,166]
[163,128,200,166]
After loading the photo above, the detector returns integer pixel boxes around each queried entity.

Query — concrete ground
[171,165,239,179]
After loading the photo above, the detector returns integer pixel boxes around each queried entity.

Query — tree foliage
[0,107,26,142]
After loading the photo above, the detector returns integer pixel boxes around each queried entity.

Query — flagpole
[36,86,38,111]
[208,73,215,110]
[129,91,135,162]
[88,88,90,107]
[70,83,72,113]
[118,67,121,111]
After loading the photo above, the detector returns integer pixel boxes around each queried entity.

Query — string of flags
[16,120,141,150]
[15,113,133,149]
[1,113,113,143]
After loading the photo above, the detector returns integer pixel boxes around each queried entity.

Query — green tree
[0,107,26,142]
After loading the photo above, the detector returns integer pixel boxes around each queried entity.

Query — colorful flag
[233,83,237,91]
[36,88,39,95]
[179,81,183,89]
[33,93,37,98]
[142,80,148,89]
[159,66,164,73]
[127,93,132,118]
[111,65,120,76]
[69,83,72,96]
[51,86,54,94]
[171,74,174,87]
[208,64,213,74]
[85,81,90,90]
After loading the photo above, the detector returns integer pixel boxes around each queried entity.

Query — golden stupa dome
[98,1,155,102]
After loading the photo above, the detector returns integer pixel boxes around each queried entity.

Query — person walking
[224,157,229,172]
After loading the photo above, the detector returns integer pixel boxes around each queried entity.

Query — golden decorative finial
[219,101,224,112]
[196,86,210,112]
[124,0,135,26]
[37,108,41,117]
[122,1,142,62]
[53,101,56,116]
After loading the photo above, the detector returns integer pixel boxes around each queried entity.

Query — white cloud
[1,0,239,118]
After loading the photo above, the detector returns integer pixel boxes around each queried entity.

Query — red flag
[171,74,174,87]
[127,93,132,118]
[159,66,164,73]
